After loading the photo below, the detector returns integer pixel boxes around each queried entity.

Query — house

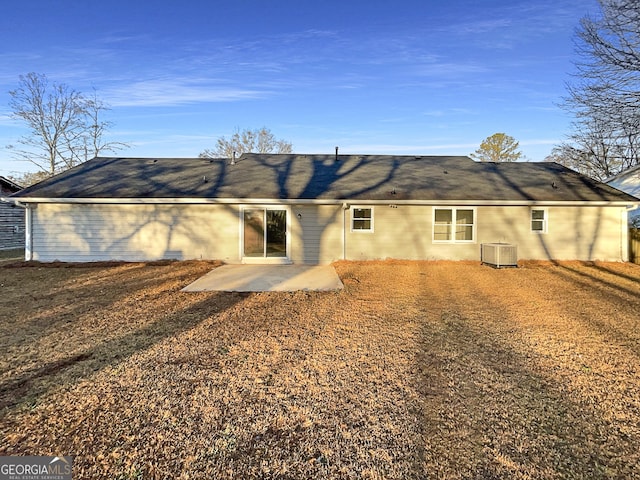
[0,176,24,251]
[606,164,640,226]
[3,154,639,263]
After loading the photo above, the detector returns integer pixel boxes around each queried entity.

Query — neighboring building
[0,176,24,250]
[606,164,640,226]
[3,154,639,263]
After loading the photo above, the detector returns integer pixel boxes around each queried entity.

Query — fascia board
[10,197,640,207]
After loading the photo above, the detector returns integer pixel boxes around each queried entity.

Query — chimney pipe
[335,146,339,161]
[231,151,236,165]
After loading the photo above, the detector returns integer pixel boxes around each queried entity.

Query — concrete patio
[182,264,344,292]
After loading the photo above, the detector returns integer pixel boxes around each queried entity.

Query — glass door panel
[266,210,287,257]
[243,209,265,257]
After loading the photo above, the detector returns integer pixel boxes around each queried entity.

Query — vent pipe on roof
[231,151,237,165]
[335,146,339,162]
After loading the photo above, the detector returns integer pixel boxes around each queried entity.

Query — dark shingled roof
[0,176,22,193]
[12,154,640,203]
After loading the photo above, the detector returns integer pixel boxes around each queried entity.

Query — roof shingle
[12,154,640,203]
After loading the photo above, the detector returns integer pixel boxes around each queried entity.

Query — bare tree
[546,114,638,180]
[470,133,522,162]
[71,89,129,167]
[545,144,607,179]
[7,171,51,188]
[559,0,640,178]
[7,73,127,176]
[200,127,293,159]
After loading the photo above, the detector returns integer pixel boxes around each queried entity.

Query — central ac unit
[481,243,518,268]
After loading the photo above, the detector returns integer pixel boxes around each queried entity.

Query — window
[351,207,373,232]
[531,209,547,233]
[433,208,475,242]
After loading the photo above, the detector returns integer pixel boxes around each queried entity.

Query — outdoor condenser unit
[481,243,518,268]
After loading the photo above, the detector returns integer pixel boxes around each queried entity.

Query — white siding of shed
[607,171,640,225]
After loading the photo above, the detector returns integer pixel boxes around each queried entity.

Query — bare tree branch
[7,73,128,176]
[559,0,640,178]
[200,127,293,159]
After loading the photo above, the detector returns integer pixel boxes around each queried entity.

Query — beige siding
[345,205,479,260]
[290,204,343,264]
[29,202,629,263]
[347,205,428,260]
[344,204,628,262]
[31,203,240,262]
[477,206,627,261]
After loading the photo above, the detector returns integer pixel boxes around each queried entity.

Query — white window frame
[531,208,548,234]
[239,205,291,264]
[432,207,476,243]
[350,206,374,233]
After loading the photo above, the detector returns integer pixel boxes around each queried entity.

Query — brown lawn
[0,259,639,479]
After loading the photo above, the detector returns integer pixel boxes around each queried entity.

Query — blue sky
[0,0,600,177]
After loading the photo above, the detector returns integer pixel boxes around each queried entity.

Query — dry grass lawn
[0,259,639,479]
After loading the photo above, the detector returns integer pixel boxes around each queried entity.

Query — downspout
[342,202,348,260]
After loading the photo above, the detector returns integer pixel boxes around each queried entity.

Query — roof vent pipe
[335,146,339,161]
[231,151,236,165]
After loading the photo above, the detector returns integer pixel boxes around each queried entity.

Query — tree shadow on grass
[0,262,191,349]
[0,263,246,419]
[520,261,639,312]
[585,261,640,286]
[414,284,640,478]
[551,262,640,297]
[417,313,639,478]
[545,262,640,356]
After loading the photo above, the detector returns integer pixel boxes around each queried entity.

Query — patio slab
[182,264,344,292]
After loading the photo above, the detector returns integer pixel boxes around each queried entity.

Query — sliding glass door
[242,207,289,261]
